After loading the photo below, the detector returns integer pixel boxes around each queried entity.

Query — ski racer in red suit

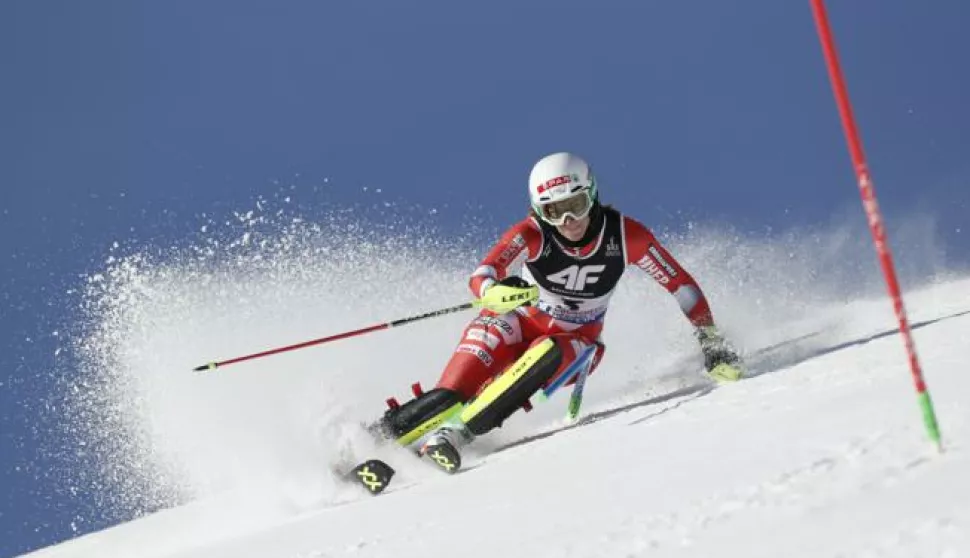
[378,152,742,468]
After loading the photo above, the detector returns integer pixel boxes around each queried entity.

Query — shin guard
[460,338,563,436]
[380,388,464,449]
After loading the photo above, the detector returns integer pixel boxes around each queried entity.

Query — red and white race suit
[436,207,715,400]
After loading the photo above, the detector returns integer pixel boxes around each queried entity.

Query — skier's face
[556,215,590,242]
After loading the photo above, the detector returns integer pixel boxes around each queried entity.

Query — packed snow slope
[31,212,969,557]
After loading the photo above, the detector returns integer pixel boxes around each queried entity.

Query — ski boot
[347,384,468,493]
[421,336,565,473]
[378,337,565,474]
[376,383,472,473]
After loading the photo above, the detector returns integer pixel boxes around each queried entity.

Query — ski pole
[192,301,476,372]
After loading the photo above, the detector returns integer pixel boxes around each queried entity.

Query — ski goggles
[538,191,593,226]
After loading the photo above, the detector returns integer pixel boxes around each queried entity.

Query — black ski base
[348,459,395,495]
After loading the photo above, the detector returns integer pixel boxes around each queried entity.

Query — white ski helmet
[528,152,598,226]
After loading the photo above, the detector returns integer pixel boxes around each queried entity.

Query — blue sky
[2,1,968,555]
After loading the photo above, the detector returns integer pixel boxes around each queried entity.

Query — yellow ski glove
[475,277,539,314]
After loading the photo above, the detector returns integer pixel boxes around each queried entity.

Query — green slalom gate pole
[810,0,942,451]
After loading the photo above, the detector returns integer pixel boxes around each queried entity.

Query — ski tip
[349,459,396,495]
[422,440,462,474]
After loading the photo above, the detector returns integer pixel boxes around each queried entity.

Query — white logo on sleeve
[635,255,670,285]
[547,264,606,291]
[465,329,501,350]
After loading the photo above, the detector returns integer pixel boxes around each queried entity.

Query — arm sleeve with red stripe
[468,218,543,298]
[623,216,714,327]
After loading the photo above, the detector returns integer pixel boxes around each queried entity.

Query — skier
[377,152,742,471]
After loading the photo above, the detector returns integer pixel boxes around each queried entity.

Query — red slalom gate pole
[810,0,942,451]
[192,301,476,372]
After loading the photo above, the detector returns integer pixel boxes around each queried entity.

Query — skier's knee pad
[460,337,563,436]
[381,387,464,447]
